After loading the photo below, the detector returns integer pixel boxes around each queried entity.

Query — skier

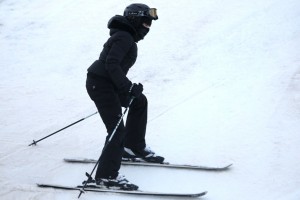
[85,4,164,190]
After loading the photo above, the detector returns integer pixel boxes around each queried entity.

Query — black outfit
[86,15,148,179]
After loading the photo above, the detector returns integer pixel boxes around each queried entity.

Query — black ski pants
[86,74,147,179]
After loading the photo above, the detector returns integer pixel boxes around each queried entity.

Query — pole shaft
[29,112,98,146]
[78,98,134,198]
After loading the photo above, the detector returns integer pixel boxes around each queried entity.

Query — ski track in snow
[1,0,300,199]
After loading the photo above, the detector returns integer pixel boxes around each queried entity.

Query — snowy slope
[1,0,300,199]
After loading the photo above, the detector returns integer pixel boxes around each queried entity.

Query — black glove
[129,83,143,98]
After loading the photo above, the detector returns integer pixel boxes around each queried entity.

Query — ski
[37,183,207,198]
[64,158,232,171]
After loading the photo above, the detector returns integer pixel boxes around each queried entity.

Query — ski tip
[194,191,208,197]
[203,191,208,196]
[224,163,233,169]
[214,163,233,171]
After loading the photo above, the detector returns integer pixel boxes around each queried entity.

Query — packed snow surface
[1,0,300,199]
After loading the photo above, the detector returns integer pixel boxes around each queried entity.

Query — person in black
[85,4,164,190]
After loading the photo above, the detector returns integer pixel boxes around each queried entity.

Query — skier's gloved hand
[129,83,143,98]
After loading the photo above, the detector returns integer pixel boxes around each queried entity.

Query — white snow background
[1,0,300,199]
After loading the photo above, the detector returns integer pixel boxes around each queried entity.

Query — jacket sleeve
[105,32,134,93]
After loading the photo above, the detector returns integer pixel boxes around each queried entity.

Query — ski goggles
[126,8,158,20]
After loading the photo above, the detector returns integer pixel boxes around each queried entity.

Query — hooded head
[123,3,158,41]
[107,15,137,37]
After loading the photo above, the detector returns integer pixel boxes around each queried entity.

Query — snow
[1,0,300,199]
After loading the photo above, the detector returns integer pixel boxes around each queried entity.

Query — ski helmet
[123,3,158,20]
[124,3,157,41]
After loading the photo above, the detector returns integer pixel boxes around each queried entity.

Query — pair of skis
[37,157,232,198]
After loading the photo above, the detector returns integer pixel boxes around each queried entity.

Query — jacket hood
[108,15,137,37]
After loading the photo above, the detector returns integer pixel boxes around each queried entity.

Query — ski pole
[28,111,98,146]
[78,97,134,198]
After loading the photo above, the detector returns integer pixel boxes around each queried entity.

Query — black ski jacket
[87,15,138,93]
